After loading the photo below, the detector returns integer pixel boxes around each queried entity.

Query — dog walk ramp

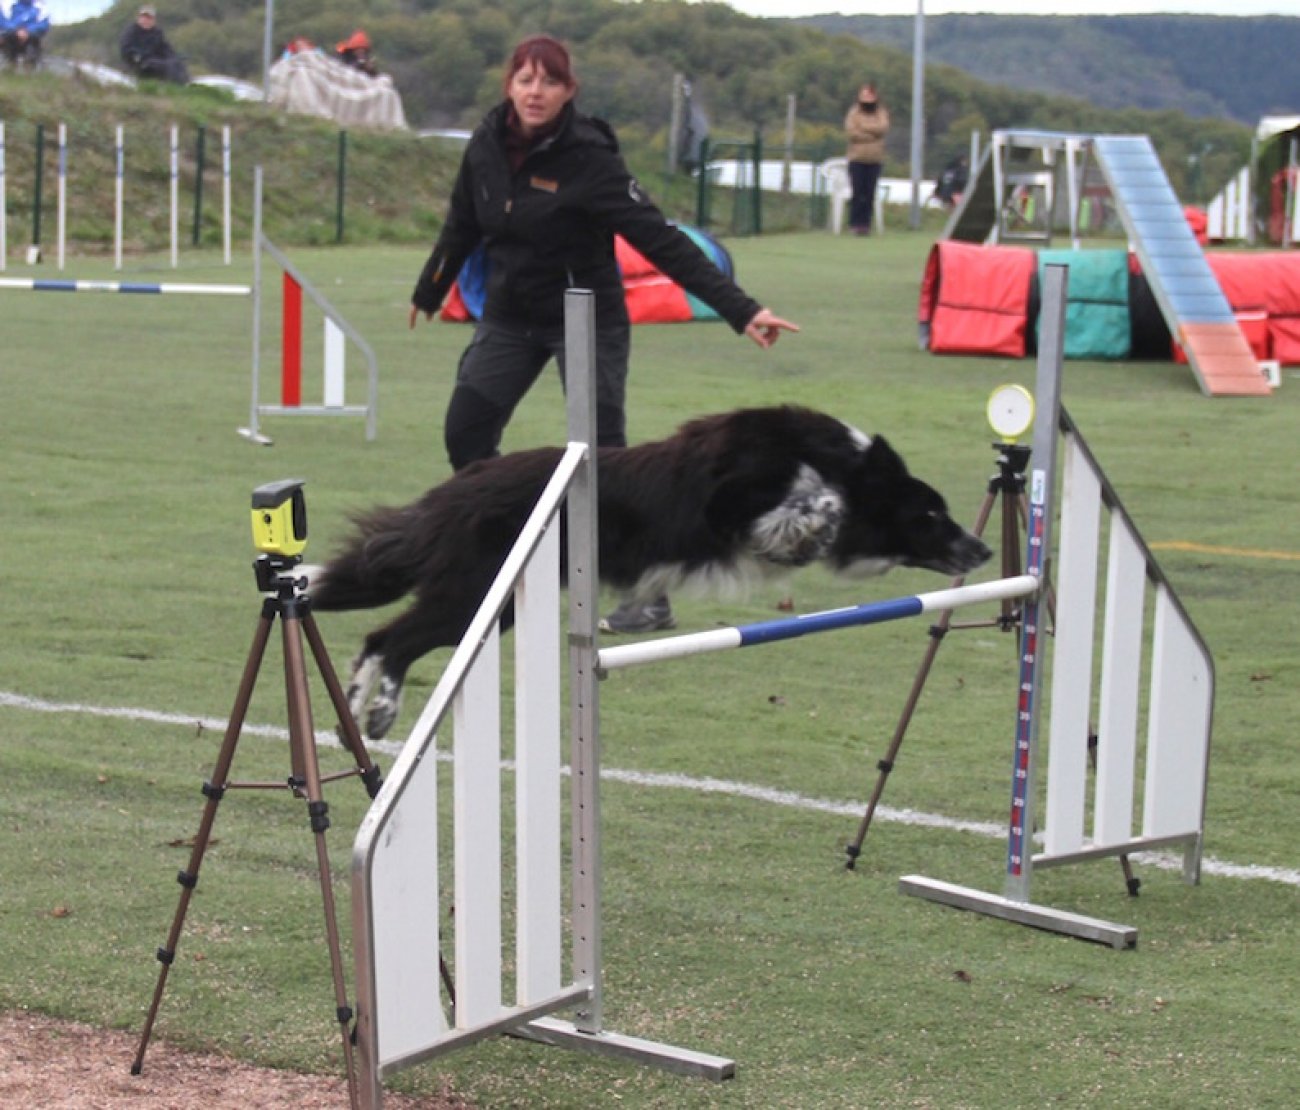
[1091,135,1270,397]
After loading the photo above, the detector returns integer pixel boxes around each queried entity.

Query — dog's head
[827,435,992,578]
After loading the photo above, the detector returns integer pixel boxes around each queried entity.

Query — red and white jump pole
[241,166,378,444]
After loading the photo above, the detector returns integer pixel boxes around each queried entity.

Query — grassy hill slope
[0,72,459,254]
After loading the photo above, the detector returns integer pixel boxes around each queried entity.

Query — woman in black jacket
[410,34,797,632]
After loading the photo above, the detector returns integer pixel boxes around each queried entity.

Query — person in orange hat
[335,29,377,76]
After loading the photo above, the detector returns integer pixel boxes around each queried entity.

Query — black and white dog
[310,405,991,739]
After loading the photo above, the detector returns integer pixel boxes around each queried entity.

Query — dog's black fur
[311,405,991,739]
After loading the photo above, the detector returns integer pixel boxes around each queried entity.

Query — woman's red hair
[503,35,576,92]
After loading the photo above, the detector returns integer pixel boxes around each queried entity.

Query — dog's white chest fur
[627,463,860,601]
[749,464,846,566]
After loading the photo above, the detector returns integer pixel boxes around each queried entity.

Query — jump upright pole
[222,126,232,265]
[114,125,124,271]
[56,123,66,271]
[169,124,179,269]
[1,122,7,272]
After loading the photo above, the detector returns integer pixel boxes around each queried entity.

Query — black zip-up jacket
[412,101,761,334]
[119,23,175,68]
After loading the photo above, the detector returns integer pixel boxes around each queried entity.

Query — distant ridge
[799,14,1300,126]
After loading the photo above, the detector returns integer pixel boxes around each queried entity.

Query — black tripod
[131,554,384,1109]
[842,442,1139,896]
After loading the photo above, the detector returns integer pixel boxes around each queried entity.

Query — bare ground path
[0,1011,471,1108]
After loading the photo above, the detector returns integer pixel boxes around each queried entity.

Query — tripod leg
[845,488,999,870]
[1087,732,1141,897]
[845,616,950,869]
[302,611,383,798]
[282,612,361,1110]
[132,608,275,1075]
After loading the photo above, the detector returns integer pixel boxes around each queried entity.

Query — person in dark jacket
[119,5,188,84]
[410,34,798,633]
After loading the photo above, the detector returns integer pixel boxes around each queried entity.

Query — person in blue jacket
[1,0,50,70]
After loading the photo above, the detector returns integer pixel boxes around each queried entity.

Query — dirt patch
[0,1011,471,1108]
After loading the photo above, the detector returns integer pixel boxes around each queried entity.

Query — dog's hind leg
[344,651,384,734]
[350,599,475,740]
[364,671,407,742]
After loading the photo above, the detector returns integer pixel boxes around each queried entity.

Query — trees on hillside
[49,0,1249,191]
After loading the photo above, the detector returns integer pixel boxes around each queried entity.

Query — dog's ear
[862,435,909,477]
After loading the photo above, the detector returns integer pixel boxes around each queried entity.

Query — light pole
[262,0,275,103]
[909,0,926,230]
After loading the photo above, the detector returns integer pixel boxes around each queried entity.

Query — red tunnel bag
[919,240,1037,358]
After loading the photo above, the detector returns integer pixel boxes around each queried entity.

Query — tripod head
[250,480,311,600]
[987,441,1032,494]
[985,384,1035,495]
[253,552,309,598]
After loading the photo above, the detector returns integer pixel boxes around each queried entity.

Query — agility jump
[1,163,377,442]
[0,119,234,272]
[349,271,1211,1104]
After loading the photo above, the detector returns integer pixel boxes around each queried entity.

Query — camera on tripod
[251,479,308,561]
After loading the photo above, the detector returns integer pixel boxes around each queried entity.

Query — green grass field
[1,230,1297,1108]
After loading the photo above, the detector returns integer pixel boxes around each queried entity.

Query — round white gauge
[986,384,1035,441]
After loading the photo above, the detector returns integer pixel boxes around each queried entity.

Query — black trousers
[132,53,189,84]
[1,33,42,67]
[848,161,882,232]
[443,318,630,471]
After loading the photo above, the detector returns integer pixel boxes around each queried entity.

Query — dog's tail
[309,505,420,612]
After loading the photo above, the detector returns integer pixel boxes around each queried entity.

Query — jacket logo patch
[529,176,559,194]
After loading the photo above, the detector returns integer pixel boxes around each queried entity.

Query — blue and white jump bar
[0,277,250,296]
[597,574,1039,672]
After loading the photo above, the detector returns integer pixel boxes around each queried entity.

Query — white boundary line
[3,689,1295,889]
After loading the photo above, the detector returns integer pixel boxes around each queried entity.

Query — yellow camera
[251,479,308,559]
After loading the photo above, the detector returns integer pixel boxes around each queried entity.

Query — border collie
[310,405,991,739]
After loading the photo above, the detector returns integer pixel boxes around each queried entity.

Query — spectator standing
[844,82,891,235]
[119,4,188,84]
[1,0,50,71]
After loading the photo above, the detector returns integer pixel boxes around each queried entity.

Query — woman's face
[508,60,574,136]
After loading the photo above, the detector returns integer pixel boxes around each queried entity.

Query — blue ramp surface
[1091,135,1268,396]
